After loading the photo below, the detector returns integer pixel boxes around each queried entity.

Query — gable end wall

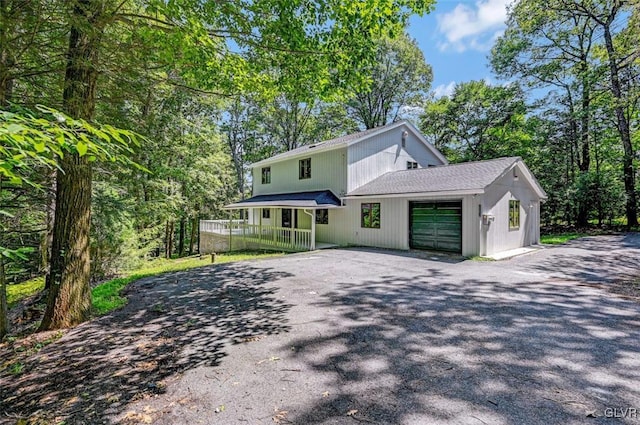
[347,124,446,193]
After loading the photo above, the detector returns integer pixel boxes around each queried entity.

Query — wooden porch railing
[200,219,245,234]
[200,220,312,251]
[240,224,312,250]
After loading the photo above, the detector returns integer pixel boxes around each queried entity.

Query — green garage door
[410,201,462,253]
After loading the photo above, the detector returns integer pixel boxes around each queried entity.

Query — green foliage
[420,80,530,162]
[6,276,44,307]
[348,33,433,128]
[540,233,588,245]
[91,251,286,315]
[0,106,141,186]
[467,256,495,262]
[489,0,639,227]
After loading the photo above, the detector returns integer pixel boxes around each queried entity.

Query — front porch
[202,190,343,253]
[199,218,318,252]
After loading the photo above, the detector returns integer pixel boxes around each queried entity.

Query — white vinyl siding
[253,148,347,196]
[339,195,480,256]
[481,163,540,255]
[347,124,445,192]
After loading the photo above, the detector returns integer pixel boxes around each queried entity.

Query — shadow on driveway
[524,233,640,284]
[286,270,640,424]
[0,263,293,424]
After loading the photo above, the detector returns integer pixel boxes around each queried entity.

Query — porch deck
[200,220,329,252]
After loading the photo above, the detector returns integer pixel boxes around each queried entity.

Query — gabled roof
[251,120,447,167]
[224,190,342,209]
[347,157,547,198]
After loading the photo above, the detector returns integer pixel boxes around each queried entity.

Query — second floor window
[299,158,311,179]
[261,167,271,184]
[407,161,418,169]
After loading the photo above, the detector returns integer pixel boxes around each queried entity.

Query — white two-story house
[201,120,546,257]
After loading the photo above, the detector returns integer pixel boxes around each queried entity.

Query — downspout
[303,209,316,251]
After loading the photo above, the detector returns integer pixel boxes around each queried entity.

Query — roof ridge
[436,156,520,167]
[250,120,410,167]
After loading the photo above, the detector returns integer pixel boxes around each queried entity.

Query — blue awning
[224,190,342,209]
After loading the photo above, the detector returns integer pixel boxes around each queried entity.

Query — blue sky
[407,0,511,97]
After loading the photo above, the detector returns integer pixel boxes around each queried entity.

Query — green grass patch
[6,276,45,307]
[468,256,495,262]
[91,250,285,316]
[540,232,588,245]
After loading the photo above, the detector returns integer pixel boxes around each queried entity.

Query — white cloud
[433,81,456,98]
[437,0,512,52]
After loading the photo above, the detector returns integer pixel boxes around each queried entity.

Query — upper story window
[509,200,520,230]
[261,167,271,184]
[299,158,311,179]
[407,161,418,169]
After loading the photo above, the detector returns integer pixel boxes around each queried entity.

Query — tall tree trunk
[0,255,7,340]
[164,220,174,259]
[189,214,198,255]
[178,216,185,257]
[0,0,14,107]
[576,75,591,228]
[39,0,104,330]
[39,155,93,329]
[0,175,7,340]
[602,23,638,227]
[42,171,56,289]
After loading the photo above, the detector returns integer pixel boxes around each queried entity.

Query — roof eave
[485,158,547,199]
[249,143,344,168]
[223,202,343,209]
[344,189,484,199]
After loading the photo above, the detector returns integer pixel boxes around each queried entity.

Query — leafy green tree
[348,33,433,129]
[493,0,638,227]
[0,106,137,337]
[420,81,530,162]
[566,0,640,227]
[4,0,434,330]
[491,0,602,226]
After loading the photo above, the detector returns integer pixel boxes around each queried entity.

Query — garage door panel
[410,201,462,253]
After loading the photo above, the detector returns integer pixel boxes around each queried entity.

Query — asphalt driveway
[2,234,639,424]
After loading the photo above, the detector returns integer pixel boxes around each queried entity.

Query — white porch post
[311,209,316,251]
[228,211,232,251]
[259,209,262,246]
[303,208,316,251]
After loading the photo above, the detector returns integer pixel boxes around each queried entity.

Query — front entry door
[282,208,292,228]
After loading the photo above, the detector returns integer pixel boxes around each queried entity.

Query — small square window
[407,161,418,169]
[315,209,328,225]
[509,200,520,230]
[261,167,271,184]
[299,158,311,179]
[361,203,381,228]
[262,208,270,219]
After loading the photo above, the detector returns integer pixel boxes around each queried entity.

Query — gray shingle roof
[348,157,521,196]
[251,121,407,167]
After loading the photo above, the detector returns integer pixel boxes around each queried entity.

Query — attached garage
[409,201,462,253]
[346,157,547,257]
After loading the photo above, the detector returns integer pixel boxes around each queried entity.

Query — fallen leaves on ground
[273,407,289,424]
